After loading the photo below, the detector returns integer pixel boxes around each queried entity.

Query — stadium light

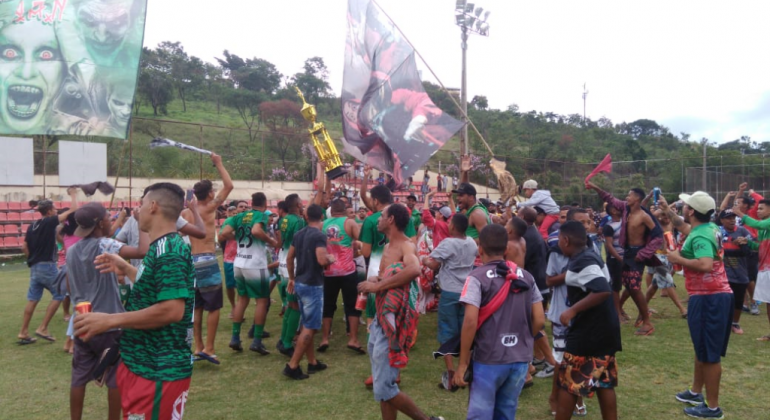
[454,2,490,155]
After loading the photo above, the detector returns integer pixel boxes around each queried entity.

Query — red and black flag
[342,0,463,185]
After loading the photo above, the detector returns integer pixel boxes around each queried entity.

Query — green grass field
[1,262,768,420]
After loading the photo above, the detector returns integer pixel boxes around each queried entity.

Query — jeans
[28,262,62,301]
[295,282,324,330]
[467,361,528,420]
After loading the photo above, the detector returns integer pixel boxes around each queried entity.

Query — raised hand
[210,152,223,166]
[460,155,471,173]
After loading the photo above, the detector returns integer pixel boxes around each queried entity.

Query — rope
[372,0,495,157]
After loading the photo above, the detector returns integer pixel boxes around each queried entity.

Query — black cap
[406,194,417,201]
[719,209,737,219]
[74,203,107,238]
[451,183,476,196]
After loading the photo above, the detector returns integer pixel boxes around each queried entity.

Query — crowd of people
[13,152,770,420]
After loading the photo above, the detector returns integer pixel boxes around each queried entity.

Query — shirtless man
[181,153,233,363]
[358,204,444,420]
[643,209,687,318]
[505,217,528,268]
[587,181,662,336]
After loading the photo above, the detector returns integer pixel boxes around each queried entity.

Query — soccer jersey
[323,216,356,277]
[225,210,268,270]
[280,214,306,251]
[680,222,732,296]
[120,233,194,382]
[741,215,770,272]
[221,216,238,264]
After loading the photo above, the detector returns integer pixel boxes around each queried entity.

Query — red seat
[20,212,33,222]
[54,201,64,209]
[4,236,21,248]
[33,213,42,220]
[7,213,20,221]
[8,202,22,210]
[20,224,29,234]
[0,213,6,222]
[4,225,19,235]
[0,202,7,211]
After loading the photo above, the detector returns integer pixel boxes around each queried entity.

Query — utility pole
[582,83,588,123]
[461,27,468,156]
[702,140,707,191]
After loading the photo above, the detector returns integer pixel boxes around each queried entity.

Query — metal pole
[42,136,46,197]
[461,27,468,157]
[129,122,133,205]
[702,142,707,190]
[199,125,204,180]
[261,132,265,188]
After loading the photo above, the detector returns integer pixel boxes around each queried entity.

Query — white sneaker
[535,363,555,378]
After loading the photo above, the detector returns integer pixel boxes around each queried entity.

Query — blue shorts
[28,262,63,302]
[193,253,222,289]
[368,318,401,402]
[437,291,464,345]
[223,262,236,289]
[295,282,323,330]
[687,293,733,363]
[467,361,528,420]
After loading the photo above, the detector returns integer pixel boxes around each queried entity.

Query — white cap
[679,191,716,215]
[522,180,538,189]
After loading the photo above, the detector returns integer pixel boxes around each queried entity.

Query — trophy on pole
[295,87,346,179]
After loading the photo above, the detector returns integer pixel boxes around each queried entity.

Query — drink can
[653,187,661,206]
[75,301,92,315]
[664,231,676,252]
[355,293,368,311]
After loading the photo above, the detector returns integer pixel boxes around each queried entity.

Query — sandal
[635,327,655,336]
[574,403,587,417]
[757,335,770,342]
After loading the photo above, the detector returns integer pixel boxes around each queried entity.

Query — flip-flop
[756,335,770,342]
[634,319,643,328]
[195,352,221,365]
[681,312,688,318]
[316,343,329,353]
[523,380,534,389]
[635,327,655,336]
[17,337,37,345]
[347,344,366,355]
[35,332,56,342]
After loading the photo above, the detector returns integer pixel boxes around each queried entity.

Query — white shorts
[754,270,770,303]
[279,248,296,279]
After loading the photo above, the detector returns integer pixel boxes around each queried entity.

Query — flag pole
[372,0,494,157]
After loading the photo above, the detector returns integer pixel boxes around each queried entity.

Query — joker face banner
[0,0,147,139]
[342,0,463,185]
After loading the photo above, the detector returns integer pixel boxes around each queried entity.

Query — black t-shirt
[25,216,59,267]
[523,225,548,293]
[292,226,327,286]
[564,249,622,357]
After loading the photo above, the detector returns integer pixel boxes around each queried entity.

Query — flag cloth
[341,0,463,184]
[0,0,148,139]
[585,154,612,186]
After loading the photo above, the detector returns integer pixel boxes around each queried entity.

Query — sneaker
[429,417,446,420]
[742,305,750,313]
[751,302,760,315]
[439,370,458,392]
[675,389,705,406]
[276,341,295,358]
[229,338,243,352]
[308,360,328,374]
[732,323,744,335]
[262,330,271,338]
[684,403,724,419]
[535,363,555,378]
[282,363,309,380]
[532,357,545,367]
[364,375,373,389]
[249,341,270,355]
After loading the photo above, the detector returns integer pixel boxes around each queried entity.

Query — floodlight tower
[582,83,589,123]
[455,0,490,156]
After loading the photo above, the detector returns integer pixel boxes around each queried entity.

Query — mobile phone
[186,189,194,203]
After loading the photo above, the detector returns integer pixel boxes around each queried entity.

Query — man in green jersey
[275,193,306,357]
[220,192,277,355]
[452,182,490,267]
[75,182,195,420]
[406,194,422,231]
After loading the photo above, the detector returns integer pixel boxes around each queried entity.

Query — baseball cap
[74,203,107,238]
[522,180,538,189]
[452,183,477,196]
[438,206,452,219]
[406,194,417,201]
[718,209,737,219]
[679,191,716,215]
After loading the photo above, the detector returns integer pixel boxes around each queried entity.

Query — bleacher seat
[0,213,6,222]
[0,202,7,211]
[3,236,21,248]
[3,225,19,235]
[33,213,42,220]
[20,224,29,234]
[20,212,33,222]
[54,201,64,209]
[8,202,22,210]
[7,213,20,221]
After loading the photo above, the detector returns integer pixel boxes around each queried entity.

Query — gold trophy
[295,87,346,179]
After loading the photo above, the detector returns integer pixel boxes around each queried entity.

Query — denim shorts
[368,318,401,402]
[437,291,464,345]
[467,361,529,420]
[295,282,324,330]
[28,262,63,302]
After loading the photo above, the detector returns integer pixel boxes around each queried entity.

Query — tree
[156,41,204,112]
[290,57,331,105]
[471,95,488,110]
[235,58,282,94]
[137,47,173,116]
[259,99,306,168]
[216,50,246,81]
[203,63,227,114]
[224,88,266,142]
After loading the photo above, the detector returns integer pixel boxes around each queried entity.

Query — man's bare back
[506,238,526,268]
[627,208,654,247]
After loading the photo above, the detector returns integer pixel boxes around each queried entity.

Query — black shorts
[195,285,224,312]
[747,252,759,282]
[72,330,122,388]
[688,293,733,363]
[607,257,623,293]
[323,272,361,318]
[728,282,748,311]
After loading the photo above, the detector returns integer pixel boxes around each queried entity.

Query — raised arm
[58,187,80,223]
[460,155,470,184]
[719,191,736,212]
[585,181,625,213]
[211,153,234,207]
[658,196,691,236]
[360,165,375,211]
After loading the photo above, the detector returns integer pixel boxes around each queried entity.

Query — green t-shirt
[224,210,267,269]
[280,213,306,251]
[680,222,731,295]
[120,233,194,382]
[411,208,422,230]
